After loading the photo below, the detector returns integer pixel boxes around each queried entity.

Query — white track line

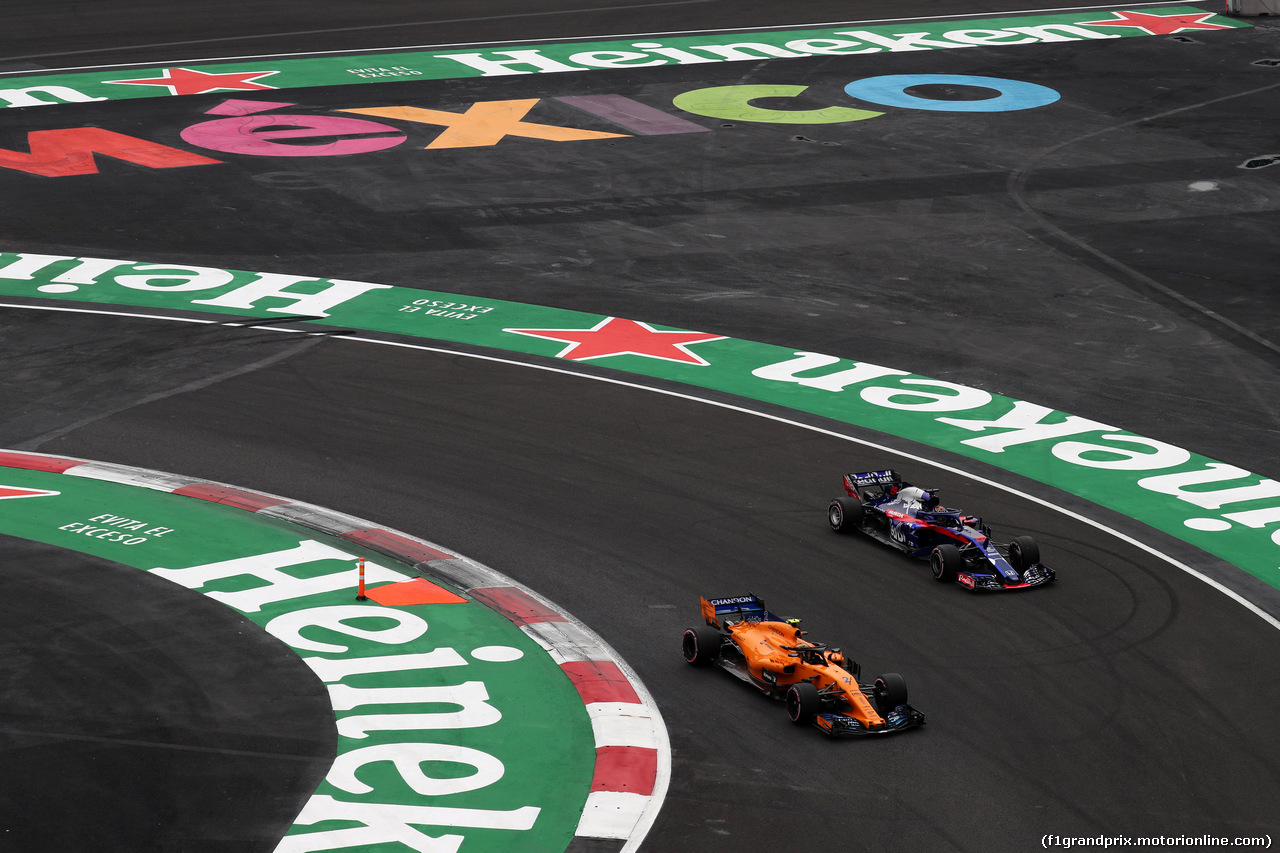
[5,299,1276,633]
[2,1,1188,74]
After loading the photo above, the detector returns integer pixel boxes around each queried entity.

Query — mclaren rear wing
[700,594,785,627]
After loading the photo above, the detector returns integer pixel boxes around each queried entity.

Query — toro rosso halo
[828,469,1057,591]
[682,594,925,736]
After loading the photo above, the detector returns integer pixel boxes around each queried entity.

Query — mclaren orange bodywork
[685,594,924,736]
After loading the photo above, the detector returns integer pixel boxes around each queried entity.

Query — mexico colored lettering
[0,74,1059,177]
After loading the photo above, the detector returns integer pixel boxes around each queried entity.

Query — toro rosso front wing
[957,562,1056,591]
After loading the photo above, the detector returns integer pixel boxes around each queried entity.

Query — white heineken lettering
[150,539,402,613]
[860,379,992,412]
[564,50,664,69]
[328,743,505,796]
[782,37,876,55]
[0,85,108,108]
[626,42,720,64]
[937,400,1115,452]
[681,42,806,61]
[430,23,1125,78]
[306,649,468,682]
[191,273,392,317]
[833,30,973,51]
[266,604,427,653]
[122,534,558,850]
[1222,507,1280,547]
[334,680,502,737]
[279,795,539,853]
[1136,464,1280,509]
[433,49,586,76]
[49,256,136,285]
[114,263,236,291]
[751,351,910,392]
[329,681,497,713]
[1050,434,1191,471]
[0,253,81,280]
[942,28,1039,45]
[0,252,387,316]
[1223,506,1280,530]
[1005,24,1120,42]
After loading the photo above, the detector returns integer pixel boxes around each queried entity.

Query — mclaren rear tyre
[828,497,864,533]
[785,681,821,725]
[874,672,909,712]
[930,543,962,583]
[682,625,722,666]
[1008,535,1041,570]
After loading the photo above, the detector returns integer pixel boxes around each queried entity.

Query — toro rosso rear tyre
[1008,535,1041,570]
[785,681,821,724]
[828,498,864,533]
[874,673,908,712]
[682,625,721,666]
[930,543,962,583]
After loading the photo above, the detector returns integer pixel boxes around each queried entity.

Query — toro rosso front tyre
[682,625,721,666]
[1008,535,1041,570]
[785,681,820,724]
[930,544,962,583]
[828,497,864,533]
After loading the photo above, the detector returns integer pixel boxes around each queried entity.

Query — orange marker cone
[356,557,368,601]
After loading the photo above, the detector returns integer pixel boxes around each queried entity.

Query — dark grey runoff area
[3,2,1279,851]
[0,533,335,852]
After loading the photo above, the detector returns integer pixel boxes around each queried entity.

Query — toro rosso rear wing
[843,469,900,495]
[700,594,785,627]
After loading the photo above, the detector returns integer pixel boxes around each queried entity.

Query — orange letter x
[341,100,627,149]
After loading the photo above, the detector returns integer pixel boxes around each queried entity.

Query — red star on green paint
[1078,10,1232,35]
[504,317,726,364]
[0,485,59,500]
[105,67,280,96]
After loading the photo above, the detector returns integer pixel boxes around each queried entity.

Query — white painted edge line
[6,296,1278,636]
[4,1,1191,75]
[336,334,1280,632]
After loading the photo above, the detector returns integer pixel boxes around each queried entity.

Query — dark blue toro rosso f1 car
[828,469,1056,591]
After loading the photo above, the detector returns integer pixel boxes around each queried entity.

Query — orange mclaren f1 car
[682,594,925,736]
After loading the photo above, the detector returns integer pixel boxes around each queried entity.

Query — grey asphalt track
[0,532,334,853]
[4,2,1280,851]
